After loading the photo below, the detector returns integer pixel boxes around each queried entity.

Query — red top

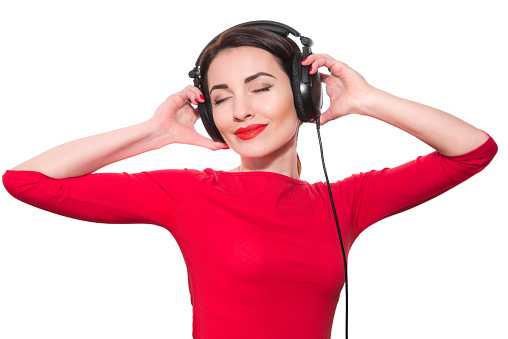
[2,136,497,339]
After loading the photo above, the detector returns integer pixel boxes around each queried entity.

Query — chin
[233,143,275,159]
[231,132,298,160]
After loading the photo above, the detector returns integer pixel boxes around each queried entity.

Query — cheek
[261,91,296,119]
[212,112,230,139]
[212,108,241,147]
[273,98,298,127]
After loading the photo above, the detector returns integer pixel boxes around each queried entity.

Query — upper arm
[2,169,194,229]
[337,135,497,238]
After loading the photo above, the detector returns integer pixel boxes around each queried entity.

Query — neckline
[208,168,309,185]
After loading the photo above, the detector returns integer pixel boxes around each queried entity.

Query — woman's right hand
[11,86,229,179]
[150,86,229,151]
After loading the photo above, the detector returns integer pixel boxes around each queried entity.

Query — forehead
[207,46,285,85]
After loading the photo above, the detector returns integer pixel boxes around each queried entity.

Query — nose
[232,95,254,122]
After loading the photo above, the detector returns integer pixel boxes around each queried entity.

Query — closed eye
[252,85,273,94]
[213,97,230,106]
[213,85,274,106]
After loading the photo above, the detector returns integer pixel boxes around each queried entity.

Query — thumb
[317,110,335,125]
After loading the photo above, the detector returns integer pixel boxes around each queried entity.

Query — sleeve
[2,169,197,229]
[336,134,498,239]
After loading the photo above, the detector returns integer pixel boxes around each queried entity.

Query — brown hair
[199,27,304,176]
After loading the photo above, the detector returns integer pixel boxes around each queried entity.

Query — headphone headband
[190,20,313,72]
[231,20,300,39]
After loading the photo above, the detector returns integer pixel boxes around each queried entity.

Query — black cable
[315,116,348,339]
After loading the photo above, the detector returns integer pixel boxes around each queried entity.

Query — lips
[234,124,268,140]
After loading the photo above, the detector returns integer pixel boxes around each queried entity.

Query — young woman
[3,26,497,338]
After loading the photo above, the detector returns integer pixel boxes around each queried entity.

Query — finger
[197,142,229,151]
[206,141,230,151]
[309,57,339,75]
[301,53,332,66]
[326,60,349,77]
[185,85,205,103]
[301,53,319,65]
[320,73,330,84]
[190,133,229,151]
[320,106,349,125]
[175,87,201,107]
[304,54,347,76]
[317,111,334,125]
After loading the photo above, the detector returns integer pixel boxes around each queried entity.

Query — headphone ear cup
[197,101,226,143]
[291,52,308,122]
[291,52,322,122]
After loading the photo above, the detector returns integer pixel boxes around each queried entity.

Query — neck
[235,133,299,179]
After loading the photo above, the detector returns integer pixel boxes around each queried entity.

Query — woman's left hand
[302,54,374,125]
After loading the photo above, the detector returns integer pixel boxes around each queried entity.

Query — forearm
[12,119,168,179]
[359,87,489,156]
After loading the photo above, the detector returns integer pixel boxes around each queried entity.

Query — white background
[1,0,506,338]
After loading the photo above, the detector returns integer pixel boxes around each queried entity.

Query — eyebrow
[209,72,276,95]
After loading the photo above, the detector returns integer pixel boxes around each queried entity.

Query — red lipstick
[234,124,268,140]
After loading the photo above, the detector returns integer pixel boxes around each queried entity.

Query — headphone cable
[315,116,349,339]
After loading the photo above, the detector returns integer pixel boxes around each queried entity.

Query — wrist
[355,86,386,117]
[141,119,172,150]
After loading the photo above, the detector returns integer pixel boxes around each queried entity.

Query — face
[207,46,299,160]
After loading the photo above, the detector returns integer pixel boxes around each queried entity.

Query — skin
[303,54,488,157]
[206,47,300,178]
[12,47,488,180]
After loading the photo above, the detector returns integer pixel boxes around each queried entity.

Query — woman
[2,26,497,338]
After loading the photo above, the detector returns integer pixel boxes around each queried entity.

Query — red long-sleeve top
[2,135,497,338]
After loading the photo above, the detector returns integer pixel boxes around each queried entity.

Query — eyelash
[213,85,273,106]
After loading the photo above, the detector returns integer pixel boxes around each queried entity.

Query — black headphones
[188,20,323,143]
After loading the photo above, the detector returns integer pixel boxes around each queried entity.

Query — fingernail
[302,57,308,63]
[193,98,198,105]
[200,94,204,101]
